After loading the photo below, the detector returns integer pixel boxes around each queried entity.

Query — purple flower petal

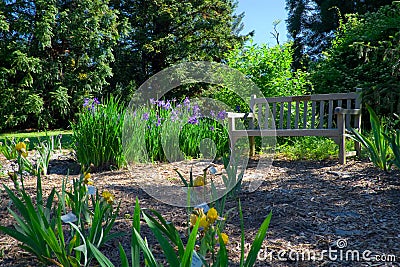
[83,98,90,107]
[183,97,190,107]
[188,116,199,125]
[217,110,227,120]
[142,113,149,121]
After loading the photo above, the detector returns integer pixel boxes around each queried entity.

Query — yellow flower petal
[193,175,205,187]
[190,214,198,227]
[207,207,218,224]
[84,172,91,180]
[15,142,27,153]
[221,233,229,244]
[101,190,114,204]
[198,215,209,229]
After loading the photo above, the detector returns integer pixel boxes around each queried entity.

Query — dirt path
[0,155,399,266]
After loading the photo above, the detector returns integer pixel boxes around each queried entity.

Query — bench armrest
[334,107,361,115]
[227,112,255,131]
[227,112,255,119]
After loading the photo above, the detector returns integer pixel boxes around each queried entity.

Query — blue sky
[236,0,289,45]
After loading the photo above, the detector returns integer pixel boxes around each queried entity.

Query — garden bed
[0,153,399,266]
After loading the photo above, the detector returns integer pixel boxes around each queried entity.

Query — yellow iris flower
[83,172,93,185]
[220,233,229,244]
[101,190,114,204]
[190,208,209,229]
[206,207,218,224]
[193,175,205,187]
[15,142,28,157]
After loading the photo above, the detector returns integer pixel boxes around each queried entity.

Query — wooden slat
[253,92,357,104]
[355,88,362,109]
[303,100,308,129]
[310,92,357,101]
[230,129,339,137]
[287,101,292,129]
[279,102,284,129]
[338,100,342,108]
[264,104,269,129]
[328,100,333,128]
[292,96,311,101]
[272,103,277,123]
[319,101,325,129]
[311,101,316,129]
[294,101,300,129]
[257,103,262,130]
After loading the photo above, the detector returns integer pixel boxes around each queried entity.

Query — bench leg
[249,136,255,157]
[338,114,346,164]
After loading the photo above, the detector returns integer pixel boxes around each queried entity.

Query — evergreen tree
[0,0,119,130]
[109,0,248,98]
[285,0,393,69]
[310,3,400,118]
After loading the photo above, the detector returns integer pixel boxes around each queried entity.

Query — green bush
[205,42,311,111]
[277,136,340,161]
[71,96,125,171]
[310,3,400,121]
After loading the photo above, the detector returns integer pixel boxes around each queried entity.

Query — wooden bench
[227,89,362,164]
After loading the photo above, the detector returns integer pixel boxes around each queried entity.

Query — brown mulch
[0,153,399,267]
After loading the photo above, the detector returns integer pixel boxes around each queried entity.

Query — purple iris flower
[188,116,199,125]
[217,110,227,120]
[142,113,149,121]
[91,99,99,110]
[83,98,90,107]
[183,97,190,107]
[210,110,215,118]
[163,100,171,110]
[170,110,178,122]
[192,104,200,115]
[156,116,162,127]
[157,100,165,107]
[150,98,156,105]
[210,126,215,131]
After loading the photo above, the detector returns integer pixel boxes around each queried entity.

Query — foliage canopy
[0,0,246,131]
[285,0,393,69]
[310,3,400,119]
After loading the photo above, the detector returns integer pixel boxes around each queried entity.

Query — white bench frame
[228,89,362,164]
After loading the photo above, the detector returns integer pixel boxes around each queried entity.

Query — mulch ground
[0,151,399,267]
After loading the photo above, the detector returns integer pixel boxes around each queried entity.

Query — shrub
[205,42,311,112]
[277,136,340,161]
[310,3,400,121]
[71,96,125,171]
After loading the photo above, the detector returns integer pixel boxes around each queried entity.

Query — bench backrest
[249,89,362,130]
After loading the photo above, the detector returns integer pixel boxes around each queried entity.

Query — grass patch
[276,136,352,160]
[0,130,73,149]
